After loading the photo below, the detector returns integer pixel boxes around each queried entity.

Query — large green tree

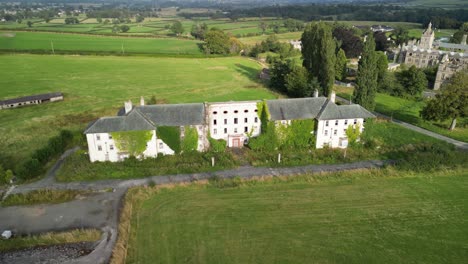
[203,29,230,54]
[335,48,347,81]
[396,65,428,97]
[301,22,336,97]
[375,51,388,90]
[171,21,184,36]
[285,65,310,98]
[421,71,468,130]
[353,34,378,111]
[391,26,410,46]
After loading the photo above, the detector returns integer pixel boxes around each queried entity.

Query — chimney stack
[140,96,145,106]
[124,100,133,114]
[461,35,467,45]
[330,91,336,103]
[313,89,319,98]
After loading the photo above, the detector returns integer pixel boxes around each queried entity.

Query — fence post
[278,153,281,163]
[211,157,215,167]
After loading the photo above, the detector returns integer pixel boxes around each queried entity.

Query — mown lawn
[0,31,203,55]
[125,170,468,264]
[0,54,276,163]
[335,87,468,142]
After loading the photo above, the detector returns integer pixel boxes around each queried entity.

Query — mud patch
[0,241,96,264]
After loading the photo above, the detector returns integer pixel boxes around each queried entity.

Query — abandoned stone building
[85,94,374,162]
[398,22,468,89]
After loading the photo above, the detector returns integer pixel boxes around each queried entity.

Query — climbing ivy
[157,126,181,153]
[276,119,316,149]
[181,126,198,153]
[256,101,270,133]
[110,130,153,157]
[346,123,361,146]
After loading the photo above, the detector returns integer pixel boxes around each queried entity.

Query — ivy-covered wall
[250,101,316,151]
[277,119,316,149]
[110,130,153,157]
[157,126,181,153]
[157,126,199,154]
[181,126,198,152]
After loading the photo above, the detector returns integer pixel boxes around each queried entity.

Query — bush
[208,137,227,152]
[396,143,465,172]
[17,158,42,180]
[16,130,74,180]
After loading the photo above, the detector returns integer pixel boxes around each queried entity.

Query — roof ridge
[133,108,156,127]
[316,99,332,119]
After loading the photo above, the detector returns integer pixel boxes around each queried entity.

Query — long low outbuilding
[0,92,63,110]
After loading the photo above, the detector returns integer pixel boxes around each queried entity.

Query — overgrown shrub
[208,137,227,152]
[16,130,74,180]
[396,143,465,172]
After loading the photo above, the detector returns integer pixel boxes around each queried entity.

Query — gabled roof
[84,110,155,134]
[135,103,205,126]
[317,100,375,120]
[266,97,327,121]
[0,92,63,105]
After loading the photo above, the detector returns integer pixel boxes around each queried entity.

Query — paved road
[335,95,468,150]
[10,160,393,195]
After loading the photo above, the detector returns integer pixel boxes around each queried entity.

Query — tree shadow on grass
[234,63,263,86]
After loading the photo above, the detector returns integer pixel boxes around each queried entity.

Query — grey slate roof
[135,103,205,126]
[0,92,63,105]
[317,101,375,120]
[266,97,328,121]
[84,110,155,134]
[438,42,468,51]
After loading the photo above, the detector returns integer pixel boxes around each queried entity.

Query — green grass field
[0,32,203,55]
[0,54,276,163]
[124,169,468,263]
[335,87,468,142]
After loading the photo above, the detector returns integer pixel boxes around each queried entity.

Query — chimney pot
[124,100,133,114]
[330,91,336,103]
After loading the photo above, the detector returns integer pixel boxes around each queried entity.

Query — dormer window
[223,111,228,114]
[234,110,238,113]
[213,111,218,115]
[244,110,249,113]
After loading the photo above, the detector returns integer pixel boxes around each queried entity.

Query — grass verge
[1,189,90,207]
[56,151,239,182]
[0,229,101,252]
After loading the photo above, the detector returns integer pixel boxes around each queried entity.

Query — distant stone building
[398,22,468,89]
[0,92,63,110]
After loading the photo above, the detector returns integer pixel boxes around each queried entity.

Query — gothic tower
[420,22,435,50]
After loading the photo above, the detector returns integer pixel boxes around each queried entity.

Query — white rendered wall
[87,130,157,162]
[155,138,175,156]
[315,119,364,149]
[207,101,261,147]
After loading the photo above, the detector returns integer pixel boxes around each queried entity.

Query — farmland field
[124,170,468,263]
[0,54,276,163]
[0,18,288,37]
[0,31,203,55]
